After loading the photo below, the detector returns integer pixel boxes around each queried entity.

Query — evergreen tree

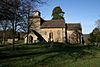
[52,6,65,20]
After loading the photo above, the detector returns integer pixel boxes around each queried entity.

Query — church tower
[32,10,40,17]
[29,10,41,32]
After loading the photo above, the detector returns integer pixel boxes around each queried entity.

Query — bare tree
[0,20,10,45]
[0,0,15,45]
[0,0,26,48]
[19,0,47,44]
[96,19,100,30]
[0,0,47,49]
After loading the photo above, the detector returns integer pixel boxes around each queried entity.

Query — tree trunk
[12,20,15,50]
[2,30,6,45]
[26,11,30,45]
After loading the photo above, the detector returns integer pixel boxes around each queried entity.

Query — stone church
[24,10,82,44]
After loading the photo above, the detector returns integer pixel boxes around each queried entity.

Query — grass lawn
[0,43,100,67]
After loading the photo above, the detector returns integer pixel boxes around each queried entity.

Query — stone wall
[67,30,82,44]
[29,17,41,32]
[40,28,65,42]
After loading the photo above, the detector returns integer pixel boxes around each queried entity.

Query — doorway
[29,36,33,43]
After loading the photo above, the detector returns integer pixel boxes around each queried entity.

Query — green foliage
[90,28,100,43]
[52,6,65,20]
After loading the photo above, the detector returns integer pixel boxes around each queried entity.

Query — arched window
[49,32,53,42]
[57,30,60,35]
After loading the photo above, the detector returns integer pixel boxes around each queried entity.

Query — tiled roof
[66,23,82,30]
[41,20,65,28]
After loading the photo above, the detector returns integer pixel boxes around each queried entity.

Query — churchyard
[0,43,100,67]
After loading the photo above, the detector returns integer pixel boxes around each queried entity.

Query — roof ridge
[66,23,81,24]
[45,19,65,22]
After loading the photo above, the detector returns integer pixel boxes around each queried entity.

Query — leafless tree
[0,0,47,48]
[96,19,100,30]
[19,0,47,44]
[0,20,10,45]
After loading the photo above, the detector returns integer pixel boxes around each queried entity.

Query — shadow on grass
[33,44,96,66]
[0,43,99,66]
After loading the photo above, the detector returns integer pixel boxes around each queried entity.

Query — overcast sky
[39,0,100,34]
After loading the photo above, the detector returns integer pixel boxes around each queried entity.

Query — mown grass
[0,43,100,67]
